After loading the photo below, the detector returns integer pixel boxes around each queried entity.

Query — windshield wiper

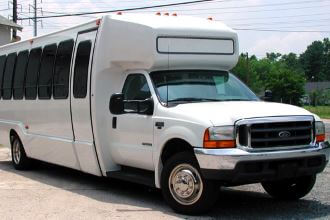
[167,98,221,102]
[222,99,254,101]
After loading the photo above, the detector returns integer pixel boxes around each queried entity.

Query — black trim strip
[78,27,99,35]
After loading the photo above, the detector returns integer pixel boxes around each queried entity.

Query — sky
[0,0,329,58]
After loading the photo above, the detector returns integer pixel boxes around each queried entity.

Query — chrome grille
[236,117,314,149]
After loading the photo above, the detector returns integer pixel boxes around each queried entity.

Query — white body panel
[0,14,319,189]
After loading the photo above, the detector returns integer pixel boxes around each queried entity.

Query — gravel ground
[0,123,329,219]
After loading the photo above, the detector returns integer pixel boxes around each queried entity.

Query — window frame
[13,50,29,100]
[2,52,17,100]
[53,39,74,100]
[25,47,42,100]
[73,40,92,99]
[121,73,152,114]
[38,43,57,100]
[0,55,7,99]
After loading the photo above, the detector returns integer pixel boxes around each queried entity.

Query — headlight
[203,126,236,148]
[315,121,325,143]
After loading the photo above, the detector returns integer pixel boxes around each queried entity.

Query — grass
[304,106,330,119]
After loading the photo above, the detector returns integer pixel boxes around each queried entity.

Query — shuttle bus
[0,14,329,214]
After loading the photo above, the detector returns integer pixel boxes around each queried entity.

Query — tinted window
[13,50,29,100]
[0,55,7,99]
[38,44,57,99]
[25,48,42,100]
[2,53,17,100]
[53,39,74,99]
[122,74,151,112]
[73,40,92,98]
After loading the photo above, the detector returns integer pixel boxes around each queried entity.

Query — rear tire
[261,175,316,200]
[161,152,218,215]
[11,135,33,170]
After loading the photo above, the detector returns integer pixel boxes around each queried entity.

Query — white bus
[0,14,329,214]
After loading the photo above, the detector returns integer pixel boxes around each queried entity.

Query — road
[0,123,329,219]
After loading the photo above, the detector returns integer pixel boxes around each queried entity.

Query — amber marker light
[172,13,178,16]
[156,12,161,16]
[164,12,169,16]
[207,17,213,20]
[315,121,326,143]
[203,127,236,149]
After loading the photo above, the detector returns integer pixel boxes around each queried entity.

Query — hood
[166,101,315,126]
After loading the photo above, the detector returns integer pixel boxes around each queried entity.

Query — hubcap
[169,163,203,205]
[12,140,21,164]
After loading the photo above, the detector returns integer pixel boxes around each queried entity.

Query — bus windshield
[150,70,259,105]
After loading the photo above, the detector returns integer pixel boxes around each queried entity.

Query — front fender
[153,121,206,188]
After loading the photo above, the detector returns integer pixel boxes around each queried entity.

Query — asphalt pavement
[0,122,329,219]
[0,148,329,219]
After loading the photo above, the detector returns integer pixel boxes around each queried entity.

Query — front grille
[238,120,313,149]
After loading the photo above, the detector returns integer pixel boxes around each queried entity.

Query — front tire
[161,152,218,215]
[11,136,33,170]
[261,175,316,200]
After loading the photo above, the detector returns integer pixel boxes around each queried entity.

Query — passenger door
[113,73,154,171]
[71,30,101,176]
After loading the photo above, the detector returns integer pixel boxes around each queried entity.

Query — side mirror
[139,98,154,115]
[264,90,273,101]
[110,93,124,115]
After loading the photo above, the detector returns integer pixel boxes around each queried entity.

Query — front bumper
[194,142,330,184]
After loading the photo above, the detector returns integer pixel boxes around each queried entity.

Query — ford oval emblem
[278,131,291,138]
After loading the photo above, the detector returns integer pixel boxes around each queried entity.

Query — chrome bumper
[194,142,330,170]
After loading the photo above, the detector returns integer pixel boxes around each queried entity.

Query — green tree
[266,52,282,62]
[322,38,330,80]
[300,40,325,81]
[264,67,306,106]
[231,54,263,94]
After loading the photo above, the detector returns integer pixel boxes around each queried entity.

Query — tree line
[231,38,330,106]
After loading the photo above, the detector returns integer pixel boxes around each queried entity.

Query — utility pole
[28,0,42,37]
[33,0,37,36]
[12,0,17,39]
[246,52,249,85]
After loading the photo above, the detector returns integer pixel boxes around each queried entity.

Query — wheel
[161,152,218,215]
[11,135,33,170]
[261,175,316,200]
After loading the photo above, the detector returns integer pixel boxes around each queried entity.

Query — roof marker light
[156,12,161,16]
[207,17,213,20]
[117,12,122,15]
[96,19,101,26]
[164,12,169,16]
[29,39,33,44]
[172,13,178,16]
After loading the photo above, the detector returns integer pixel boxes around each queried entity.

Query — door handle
[155,122,164,129]
[112,117,117,129]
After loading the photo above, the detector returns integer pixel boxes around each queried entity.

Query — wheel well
[10,129,19,145]
[161,138,194,164]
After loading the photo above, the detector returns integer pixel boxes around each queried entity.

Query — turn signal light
[316,134,325,143]
[203,129,235,148]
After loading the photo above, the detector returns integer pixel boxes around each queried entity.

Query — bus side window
[2,53,17,100]
[13,50,29,100]
[73,40,92,99]
[0,55,7,99]
[25,48,42,100]
[38,44,57,99]
[53,39,74,99]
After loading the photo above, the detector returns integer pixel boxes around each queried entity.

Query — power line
[233,28,330,33]
[174,4,330,15]
[17,0,218,20]
[221,12,330,22]
[229,18,330,27]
